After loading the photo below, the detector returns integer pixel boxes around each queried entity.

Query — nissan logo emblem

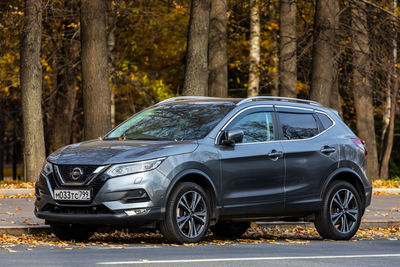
[71,167,83,180]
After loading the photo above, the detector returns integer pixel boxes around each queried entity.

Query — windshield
[106,103,235,141]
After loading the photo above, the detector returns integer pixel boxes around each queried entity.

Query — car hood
[47,139,199,165]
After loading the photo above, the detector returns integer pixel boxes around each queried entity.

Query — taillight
[351,138,367,156]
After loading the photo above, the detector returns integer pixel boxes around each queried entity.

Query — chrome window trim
[214,105,274,145]
[278,109,336,143]
[275,105,313,112]
[214,104,337,145]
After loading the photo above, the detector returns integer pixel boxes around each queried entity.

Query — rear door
[276,107,339,213]
[218,106,285,216]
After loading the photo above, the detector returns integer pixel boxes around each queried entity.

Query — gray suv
[35,96,372,243]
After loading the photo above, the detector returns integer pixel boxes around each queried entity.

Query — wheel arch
[321,168,366,210]
[162,169,219,223]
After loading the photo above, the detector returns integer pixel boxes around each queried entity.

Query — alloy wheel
[176,190,208,238]
[329,189,359,234]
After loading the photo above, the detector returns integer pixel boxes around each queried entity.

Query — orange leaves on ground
[373,191,400,196]
[0,193,35,199]
[0,226,399,250]
[0,181,34,189]
[372,179,400,188]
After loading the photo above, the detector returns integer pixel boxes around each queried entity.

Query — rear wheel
[50,222,95,241]
[314,181,362,240]
[211,220,250,238]
[160,182,211,243]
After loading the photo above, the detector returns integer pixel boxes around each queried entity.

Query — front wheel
[314,181,362,240]
[160,182,211,243]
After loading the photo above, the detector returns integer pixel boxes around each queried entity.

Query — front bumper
[34,168,170,225]
[34,207,162,225]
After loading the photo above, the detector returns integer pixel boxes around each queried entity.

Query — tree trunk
[183,0,211,96]
[379,0,398,180]
[208,0,227,97]
[48,0,79,153]
[352,2,379,179]
[330,76,343,117]
[0,106,4,181]
[81,0,111,140]
[107,0,116,127]
[379,89,397,179]
[279,0,297,98]
[248,0,260,97]
[20,0,46,182]
[310,0,338,107]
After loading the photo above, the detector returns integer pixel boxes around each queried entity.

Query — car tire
[314,180,362,240]
[50,222,96,241]
[160,182,211,243]
[210,220,250,238]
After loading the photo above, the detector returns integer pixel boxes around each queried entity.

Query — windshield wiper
[125,137,172,141]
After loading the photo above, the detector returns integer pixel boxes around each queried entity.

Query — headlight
[41,161,53,176]
[106,158,165,177]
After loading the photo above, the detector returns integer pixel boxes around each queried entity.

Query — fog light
[125,208,150,216]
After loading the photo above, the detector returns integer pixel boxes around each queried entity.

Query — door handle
[320,146,336,154]
[267,150,284,160]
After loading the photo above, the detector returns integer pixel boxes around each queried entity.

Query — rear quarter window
[278,112,319,140]
[316,112,334,130]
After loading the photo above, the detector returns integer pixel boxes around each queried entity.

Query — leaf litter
[0,224,399,252]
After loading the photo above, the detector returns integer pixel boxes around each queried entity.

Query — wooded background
[0,0,399,182]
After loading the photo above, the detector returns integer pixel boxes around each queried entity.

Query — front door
[217,106,285,217]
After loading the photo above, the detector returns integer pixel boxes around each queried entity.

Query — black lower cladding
[41,203,112,214]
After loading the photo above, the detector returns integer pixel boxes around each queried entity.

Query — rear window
[278,112,319,140]
[316,112,334,130]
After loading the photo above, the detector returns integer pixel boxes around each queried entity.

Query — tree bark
[20,0,46,182]
[48,0,79,153]
[310,0,338,107]
[208,0,228,97]
[330,76,343,117]
[279,0,297,98]
[352,2,379,179]
[248,0,260,97]
[106,0,116,128]
[0,104,4,181]
[183,0,211,96]
[81,0,111,140]
[379,0,398,180]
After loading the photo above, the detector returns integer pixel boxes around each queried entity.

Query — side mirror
[221,129,244,146]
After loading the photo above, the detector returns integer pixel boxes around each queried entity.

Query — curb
[0,188,34,196]
[373,188,400,193]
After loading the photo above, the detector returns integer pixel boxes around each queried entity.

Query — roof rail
[237,96,322,106]
[157,96,225,105]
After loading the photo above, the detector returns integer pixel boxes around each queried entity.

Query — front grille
[56,165,99,184]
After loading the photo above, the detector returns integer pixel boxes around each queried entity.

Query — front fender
[160,168,219,219]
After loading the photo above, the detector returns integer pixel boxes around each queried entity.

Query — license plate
[54,189,91,201]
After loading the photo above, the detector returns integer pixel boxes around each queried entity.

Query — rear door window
[278,112,319,140]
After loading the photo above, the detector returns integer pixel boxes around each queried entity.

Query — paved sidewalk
[0,195,399,235]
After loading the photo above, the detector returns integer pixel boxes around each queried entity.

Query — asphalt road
[0,239,399,267]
